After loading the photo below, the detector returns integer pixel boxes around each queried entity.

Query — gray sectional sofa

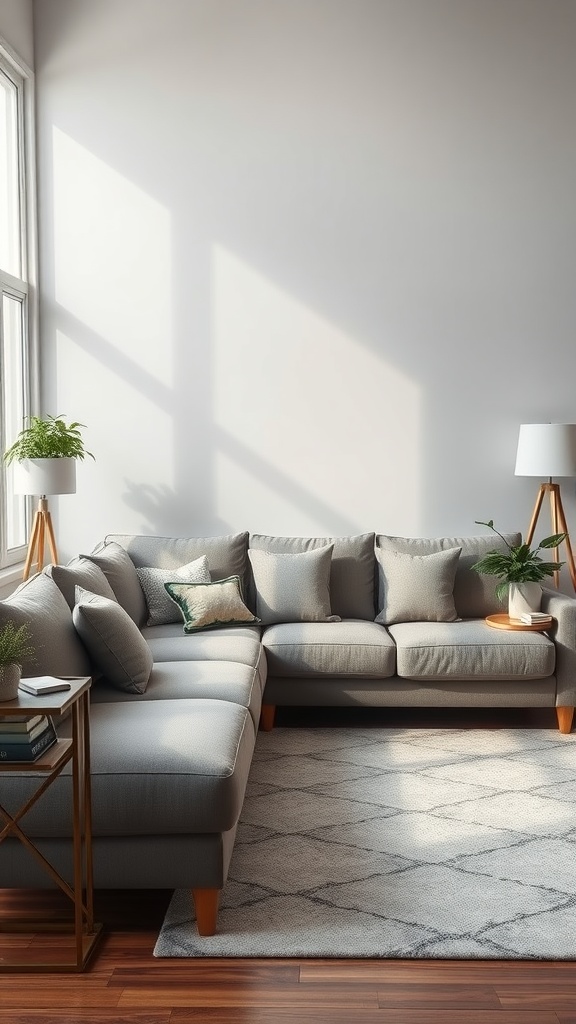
[0,528,574,936]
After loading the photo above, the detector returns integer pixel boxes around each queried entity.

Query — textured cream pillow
[375,546,461,625]
[137,556,210,626]
[165,577,260,633]
[248,544,339,625]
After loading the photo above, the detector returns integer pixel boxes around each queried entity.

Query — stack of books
[519,611,552,625]
[0,714,57,762]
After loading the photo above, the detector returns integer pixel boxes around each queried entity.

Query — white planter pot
[508,582,542,618]
[12,457,77,496]
[0,663,22,702]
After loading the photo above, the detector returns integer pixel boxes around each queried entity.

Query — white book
[519,612,550,624]
[18,677,72,696]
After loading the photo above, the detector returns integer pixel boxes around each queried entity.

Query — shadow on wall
[47,125,422,548]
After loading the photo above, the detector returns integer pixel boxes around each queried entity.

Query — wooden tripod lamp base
[525,482,576,591]
[22,496,59,581]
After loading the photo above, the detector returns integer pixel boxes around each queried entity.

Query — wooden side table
[0,677,102,971]
[485,613,554,632]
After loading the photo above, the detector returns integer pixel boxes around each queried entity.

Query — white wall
[0,0,33,67]
[32,0,576,567]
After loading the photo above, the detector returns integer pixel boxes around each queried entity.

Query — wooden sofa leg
[260,704,275,731]
[192,888,220,936]
[556,706,574,734]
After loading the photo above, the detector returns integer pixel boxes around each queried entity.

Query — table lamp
[13,457,76,579]
[514,423,576,590]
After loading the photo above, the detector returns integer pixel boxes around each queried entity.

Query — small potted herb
[0,621,35,701]
[471,519,566,616]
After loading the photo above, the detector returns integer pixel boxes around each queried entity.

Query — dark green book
[0,721,57,762]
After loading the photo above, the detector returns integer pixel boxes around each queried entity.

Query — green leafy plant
[471,519,566,601]
[0,621,35,668]
[3,415,94,464]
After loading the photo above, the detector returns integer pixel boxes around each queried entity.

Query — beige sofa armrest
[541,587,576,707]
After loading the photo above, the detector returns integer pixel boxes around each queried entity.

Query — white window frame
[0,36,39,584]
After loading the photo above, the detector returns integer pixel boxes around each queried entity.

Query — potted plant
[3,414,94,495]
[0,621,35,701]
[471,519,566,617]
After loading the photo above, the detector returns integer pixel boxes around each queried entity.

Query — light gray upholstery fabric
[0,572,91,678]
[47,557,117,610]
[7,699,255,838]
[106,532,249,584]
[91,658,264,731]
[541,587,576,706]
[165,577,260,632]
[248,544,338,624]
[73,588,153,694]
[142,628,267,695]
[262,620,396,678]
[375,546,461,625]
[0,831,238,890]
[376,533,522,619]
[248,533,376,620]
[263,674,557,708]
[388,620,556,681]
[142,626,263,663]
[83,541,147,626]
[137,556,210,626]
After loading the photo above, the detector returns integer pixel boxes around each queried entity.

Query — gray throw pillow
[137,556,211,626]
[165,577,260,633]
[82,541,147,626]
[0,572,91,678]
[48,557,118,610]
[72,587,153,694]
[375,546,462,625]
[248,544,339,625]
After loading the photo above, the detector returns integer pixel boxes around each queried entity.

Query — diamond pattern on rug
[155,726,576,959]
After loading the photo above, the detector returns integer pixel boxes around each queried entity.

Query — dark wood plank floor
[1,705,574,1022]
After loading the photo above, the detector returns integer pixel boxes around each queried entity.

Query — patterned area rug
[155,726,576,958]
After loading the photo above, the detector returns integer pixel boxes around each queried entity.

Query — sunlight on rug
[155,726,576,958]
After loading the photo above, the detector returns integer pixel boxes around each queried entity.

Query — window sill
[0,563,24,597]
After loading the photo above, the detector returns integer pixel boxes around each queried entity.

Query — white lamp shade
[514,423,576,478]
[12,457,77,495]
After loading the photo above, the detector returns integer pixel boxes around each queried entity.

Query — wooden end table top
[485,613,554,632]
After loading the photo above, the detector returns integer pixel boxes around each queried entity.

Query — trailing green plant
[3,415,94,464]
[0,621,35,668]
[471,519,566,601]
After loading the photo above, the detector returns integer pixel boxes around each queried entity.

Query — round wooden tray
[485,613,553,632]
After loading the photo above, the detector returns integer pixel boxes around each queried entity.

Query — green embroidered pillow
[164,576,260,633]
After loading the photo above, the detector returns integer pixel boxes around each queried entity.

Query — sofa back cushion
[107,532,249,588]
[0,572,91,678]
[248,533,376,620]
[376,533,522,619]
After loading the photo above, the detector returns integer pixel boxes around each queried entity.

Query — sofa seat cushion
[262,620,396,678]
[8,699,255,838]
[142,626,266,694]
[388,620,556,681]
[91,659,265,731]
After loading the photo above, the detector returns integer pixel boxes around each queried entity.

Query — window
[0,41,37,574]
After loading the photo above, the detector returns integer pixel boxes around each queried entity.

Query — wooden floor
[1,706,575,1022]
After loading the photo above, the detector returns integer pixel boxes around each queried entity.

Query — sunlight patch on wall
[55,328,174,552]
[213,245,421,534]
[52,127,173,388]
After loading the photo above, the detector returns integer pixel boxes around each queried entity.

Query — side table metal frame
[0,679,102,971]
